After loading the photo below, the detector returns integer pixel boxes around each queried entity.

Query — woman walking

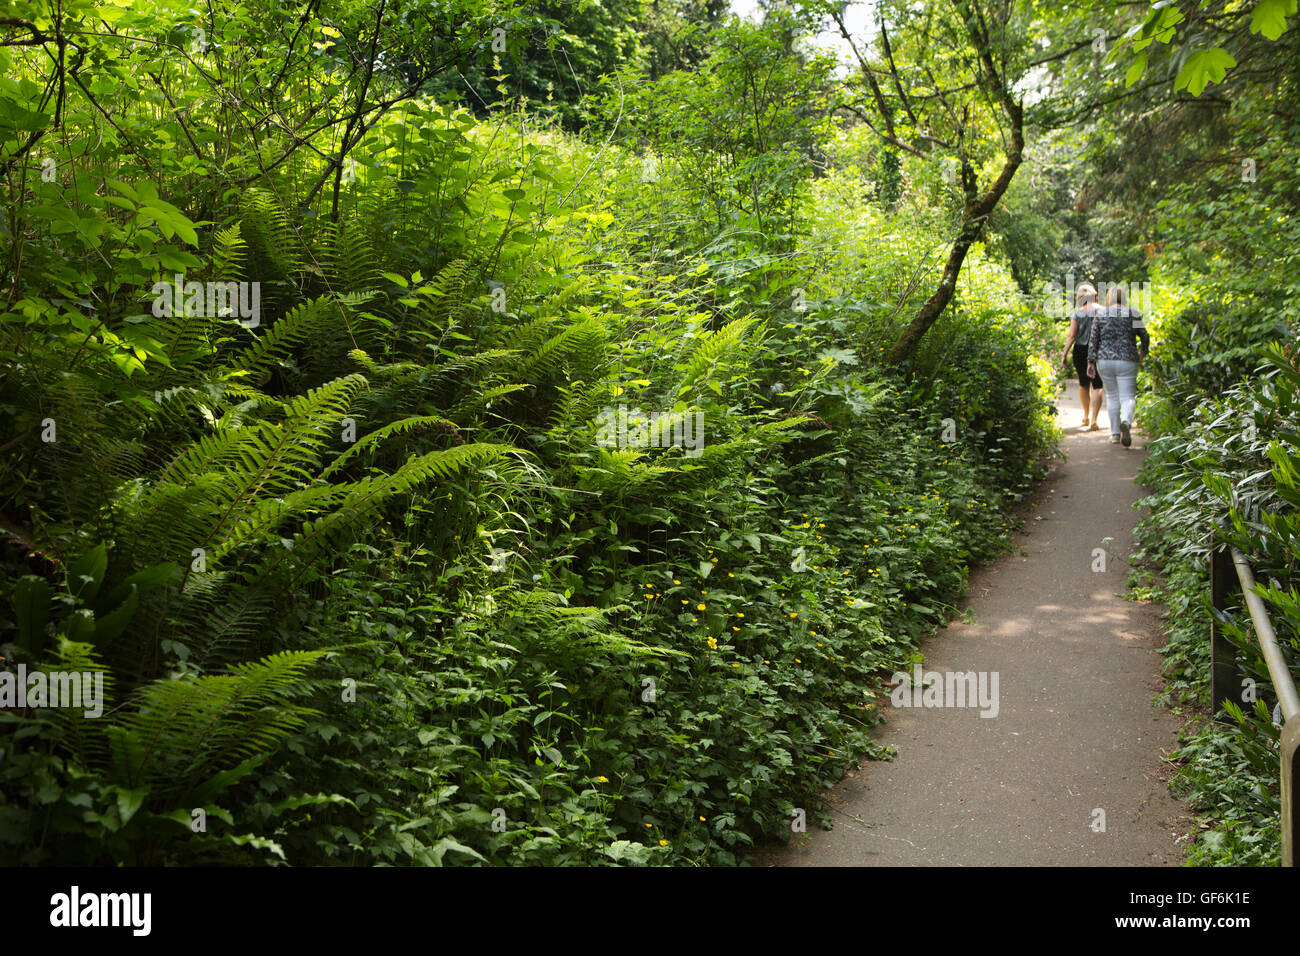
[1061,282,1105,430]
[1087,284,1150,446]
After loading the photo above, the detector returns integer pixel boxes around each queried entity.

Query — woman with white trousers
[1086,285,1150,447]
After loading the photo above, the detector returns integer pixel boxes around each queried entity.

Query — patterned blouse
[1088,306,1150,364]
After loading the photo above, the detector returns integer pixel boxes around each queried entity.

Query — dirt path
[764,387,1191,866]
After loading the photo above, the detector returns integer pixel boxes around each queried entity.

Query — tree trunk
[888,115,1023,365]
[885,0,1026,366]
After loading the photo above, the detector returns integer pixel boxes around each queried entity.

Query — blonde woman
[1087,284,1150,446]
[1061,282,1105,430]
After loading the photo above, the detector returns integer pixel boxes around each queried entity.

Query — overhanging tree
[809,0,1025,365]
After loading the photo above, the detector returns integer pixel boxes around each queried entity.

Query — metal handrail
[1230,548,1300,722]
[1210,544,1300,867]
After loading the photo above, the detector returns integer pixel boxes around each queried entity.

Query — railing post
[1210,544,1236,719]
[1283,716,1299,867]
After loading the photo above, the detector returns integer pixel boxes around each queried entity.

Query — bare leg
[1090,387,1104,427]
[1079,385,1090,425]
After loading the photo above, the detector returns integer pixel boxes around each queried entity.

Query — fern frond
[111,649,325,798]
[155,428,251,487]
[690,416,810,464]
[207,484,348,564]
[428,349,519,387]
[449,383,531,420]
[674,316,756,397]
[128,375,367,562]
[170,572,274,667]
[318,220,383,293]
[576,446,678,494]
[208,224,247,281]
[225,295,341,375]
[515,317,607,383]
[495,590,686,660]
[395,258,481,340]
[251,443,518,583]
[347,348,378,374]
[240,189,300,282]
[319,415,460,479]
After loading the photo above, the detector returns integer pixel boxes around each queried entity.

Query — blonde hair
[1075,282,1097,306]
[1106,284,1127,307]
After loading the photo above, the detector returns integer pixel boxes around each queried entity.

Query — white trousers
[1095,359,1138,436]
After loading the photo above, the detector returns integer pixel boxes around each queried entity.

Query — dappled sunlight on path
[760,386,1190,866]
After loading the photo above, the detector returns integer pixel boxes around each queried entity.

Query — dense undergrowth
[0,6,1060,863]
[1128,116,1300,865]
[15,0,1297,870]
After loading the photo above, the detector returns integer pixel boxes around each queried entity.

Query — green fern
[515,317,608,384]
[226,295,342,375]
[319,414,461,479]
[208,224,248,281]
[240,189,300,283]
[98,649,325,800]
[674,316,757,397]
[576,446,680,494]
[250,442,521,584]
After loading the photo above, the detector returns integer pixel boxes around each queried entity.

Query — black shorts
[1073,343,1102,389]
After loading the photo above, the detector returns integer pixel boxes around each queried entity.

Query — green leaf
[428,837,487,863]
[1174,48,1237,96]
[224,833,286,860]
[107,179,140,202]
[95,562,177,615]
[188,755,272,805]
[1125,50,1148,88]
[161,805,234,829]
[1250,0,1296,41]
[91,585,138,646]
[115,786,149,826]
[266,792,356,815]
[12,575,52,654]
[67,543,108,600]
[62,609,96,642]
[1132,6,1184,51]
